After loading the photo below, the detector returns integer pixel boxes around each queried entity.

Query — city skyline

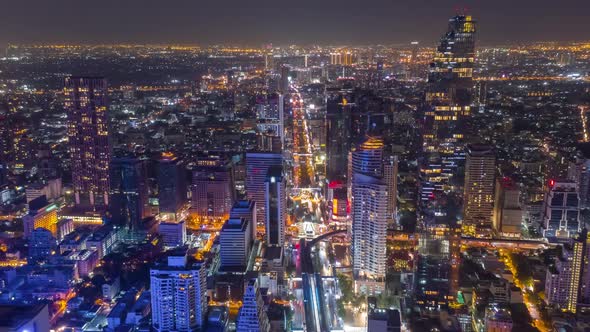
[1,0,589,47]
[1,7,590,332]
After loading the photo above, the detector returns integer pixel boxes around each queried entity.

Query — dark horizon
[1,0,589,47]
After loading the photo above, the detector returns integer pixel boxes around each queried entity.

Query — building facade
[463,144,495,238]
[64,76,111,207]
[265,166,286,247]
[150,254,208,331]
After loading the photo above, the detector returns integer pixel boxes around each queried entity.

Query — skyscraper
[423,15,476,156]
[191,159,233,224]
[568,147,590,209]
[326,92,352,182]
[158,153,187,222]
[246,152,282,229]
[463,144,495,238]
[236,278,271,332]
[219,218,252,270]
[542,180,581,239]
[420,15,476,215]
[350,137,388,293]
[265,166,286,247]
[383,155,399,225]
[150,252,208,331]
[545,239,585,313]
[110,157,149,229]
[64,76,111,207]
[230,200,257,243]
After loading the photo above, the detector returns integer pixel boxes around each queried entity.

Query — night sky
[1,0,589,46]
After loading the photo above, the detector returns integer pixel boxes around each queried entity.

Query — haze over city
[1,0,590,45]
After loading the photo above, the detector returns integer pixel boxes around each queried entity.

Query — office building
[219,218,252,270]
[150,252,208,332]
[64,76,110,207]
[493,177,522,237]
[265,166,286,247]
[23,197,59,238]
[383,155,399,225]
[542,180,580,239]
[463,144,495,238]
[28,228,56,263]
[158,153,187,222]
[420,15,476,217]
[568,150,590,209]
[350,137,388,292]
[192,160,233,224]
[158,221,187,248]
[236,278,270,332]
[326,93,352,182]
[110,157,149,228]
[423,15,476,156]
[245,152,282,228]
[230,200,257,242]
[545,239,585,313]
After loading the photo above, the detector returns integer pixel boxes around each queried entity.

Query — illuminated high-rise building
[264,166,286,247]
[568,146,590,209]
[219,218,252,270]
[350,137,388,293]
[150,252,207,331]
[245,152,282,230]
[64,76,111,207]
[236,278,270,332]
[191,158,233,224]
[420,15,476,215]
[545,238,585,313]
[463,144,495,238]
[330,50,354,66]
[383,155,399,225]
[23,196,59,238]
[423,15,476,156]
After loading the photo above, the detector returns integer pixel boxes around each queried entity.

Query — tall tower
[326,93,352,182]
[64,77,110,207]
[463,144,495,238]
[545,238,585,313]
[150,253,208,332]
[109,157,149,229]
[246,152,283,229]
[423,14,476,156]
[350,137,388,293]
[420,15,476,211]
[383,155,399,225]
[265,166,286,247]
